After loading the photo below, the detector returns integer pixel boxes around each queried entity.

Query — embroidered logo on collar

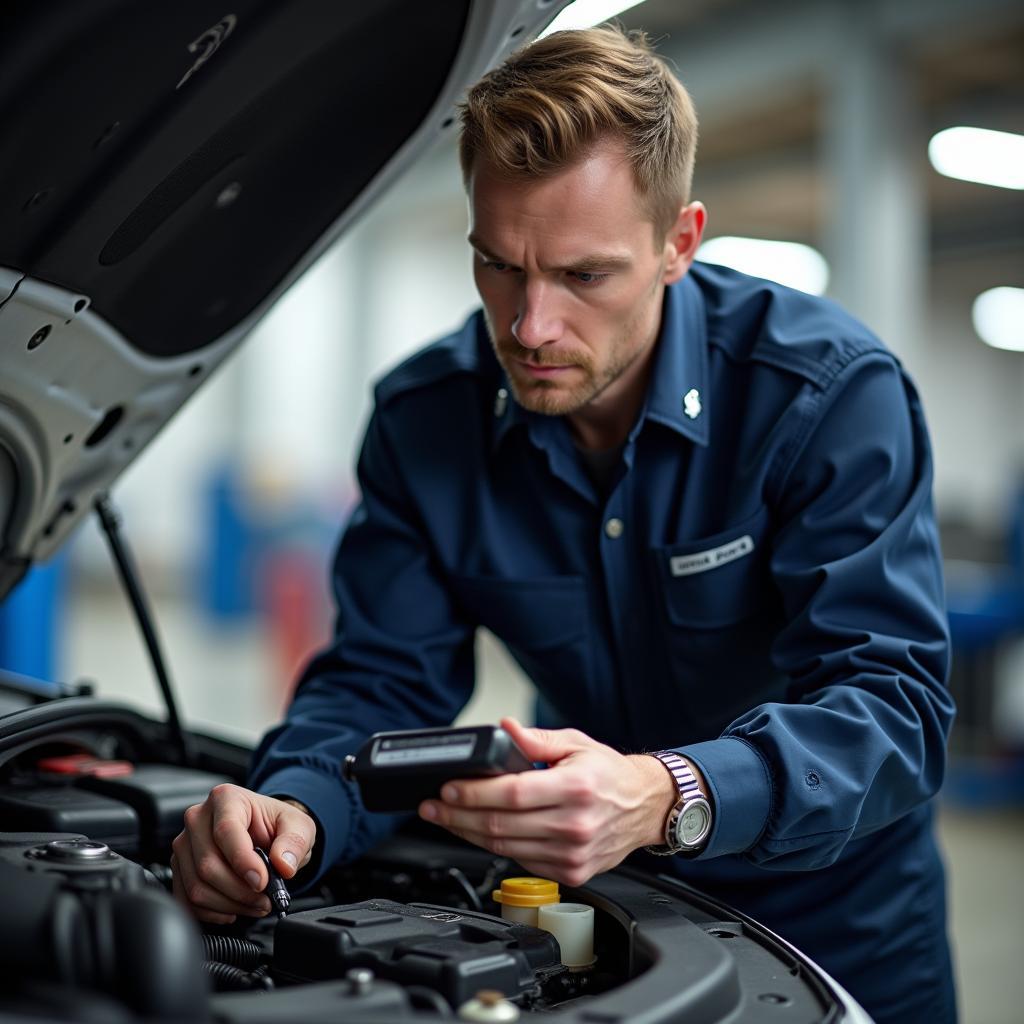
[683,388,702,419]
[670,534,754,577]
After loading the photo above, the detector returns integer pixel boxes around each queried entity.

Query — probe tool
[254,847,291,918]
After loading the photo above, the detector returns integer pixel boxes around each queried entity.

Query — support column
[822,1,928,365]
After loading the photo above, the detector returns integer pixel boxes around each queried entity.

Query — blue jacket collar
[639,272,710,447]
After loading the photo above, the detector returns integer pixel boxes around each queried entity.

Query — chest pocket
[652,505,774,629]
[647,506,785,734]
[449,575,592,707]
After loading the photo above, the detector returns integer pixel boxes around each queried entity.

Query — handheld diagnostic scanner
[343,724,535,812]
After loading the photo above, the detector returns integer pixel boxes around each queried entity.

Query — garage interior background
[1,0,1021,1021]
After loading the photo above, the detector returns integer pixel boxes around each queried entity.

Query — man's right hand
[171,783,316,924]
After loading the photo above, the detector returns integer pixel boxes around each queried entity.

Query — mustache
[496,340,589,368]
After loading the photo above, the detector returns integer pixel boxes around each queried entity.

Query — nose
[511,280,562,350]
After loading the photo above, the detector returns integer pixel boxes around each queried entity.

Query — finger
[172,835,270,920]
[189,830,274,908]
[421,801,574,842]
[176,839,272,921]
[501,717,593,766]
[171,851,235,926]
[204,785,271,892]
[269,805,317,879]
[438,761,586,810]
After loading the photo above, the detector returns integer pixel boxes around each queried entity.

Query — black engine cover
[273,899,563,1008]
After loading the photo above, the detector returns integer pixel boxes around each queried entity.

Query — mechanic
[171,25,957,1023]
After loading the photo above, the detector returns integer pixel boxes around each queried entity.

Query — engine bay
[0,692,847,1023]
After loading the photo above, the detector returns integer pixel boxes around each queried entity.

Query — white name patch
[670,535,755,577]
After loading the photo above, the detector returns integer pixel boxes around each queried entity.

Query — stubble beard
[486,305,656,418]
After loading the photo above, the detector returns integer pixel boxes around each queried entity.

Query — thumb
[500,716,591,766]
[268,804,316,879]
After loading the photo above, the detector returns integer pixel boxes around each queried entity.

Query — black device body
[343,725,535,812]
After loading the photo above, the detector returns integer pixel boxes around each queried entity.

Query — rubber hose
[202,961,273,993]
[201,934,263,969]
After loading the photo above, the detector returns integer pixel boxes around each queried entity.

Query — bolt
[346,968,374,995]
[28,325,52,350]
[215,181,242,208]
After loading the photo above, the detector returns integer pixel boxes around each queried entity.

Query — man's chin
[510,381,589,417]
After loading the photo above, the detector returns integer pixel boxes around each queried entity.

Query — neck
[568,342,657,451]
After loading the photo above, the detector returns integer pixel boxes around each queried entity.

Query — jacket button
[604,517,624,539]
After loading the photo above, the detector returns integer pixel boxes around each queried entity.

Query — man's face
[468,141,682,422]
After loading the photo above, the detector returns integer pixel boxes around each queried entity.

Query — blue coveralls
[251,263,958,1022]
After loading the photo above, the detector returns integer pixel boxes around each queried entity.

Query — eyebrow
[468,234,633,274]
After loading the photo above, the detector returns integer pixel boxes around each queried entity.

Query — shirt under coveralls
[251,262,957,1022]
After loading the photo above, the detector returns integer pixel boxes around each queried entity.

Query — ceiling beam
[660,0,1024,118]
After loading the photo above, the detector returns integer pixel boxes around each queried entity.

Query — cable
[93,493,191,764]
[445,866,483,911]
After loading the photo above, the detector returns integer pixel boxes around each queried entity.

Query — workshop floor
[63,588,1024,1024]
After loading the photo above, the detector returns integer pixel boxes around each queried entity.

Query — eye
[484,259,513,273]
[570,271,607,286]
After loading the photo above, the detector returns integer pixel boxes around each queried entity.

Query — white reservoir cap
[538,902,596,968]
[458,989,521,1022]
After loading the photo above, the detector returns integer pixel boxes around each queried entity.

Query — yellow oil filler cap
[491,877,560,926]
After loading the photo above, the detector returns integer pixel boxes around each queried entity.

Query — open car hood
[0,0,570,600]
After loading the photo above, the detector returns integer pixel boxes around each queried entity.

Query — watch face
[676,799,712,848]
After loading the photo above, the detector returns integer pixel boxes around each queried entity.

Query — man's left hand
[417,717,679,887]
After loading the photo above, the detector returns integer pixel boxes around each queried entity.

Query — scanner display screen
[348,725,533,810]
[372,733,476,766]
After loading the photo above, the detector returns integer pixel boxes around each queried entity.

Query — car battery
[0,782,140,857]
[77,764,231,859]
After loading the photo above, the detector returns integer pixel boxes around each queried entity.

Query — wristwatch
[645,751,713,856]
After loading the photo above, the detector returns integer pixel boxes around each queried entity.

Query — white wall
[915,256,1024,533]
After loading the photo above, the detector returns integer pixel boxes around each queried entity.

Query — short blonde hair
[458,24,698,236]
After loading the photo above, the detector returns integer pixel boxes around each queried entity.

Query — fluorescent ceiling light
[697,237,830,295]
[928,127,1024,190]
[973,287,1024,352]
[540,0,648,37]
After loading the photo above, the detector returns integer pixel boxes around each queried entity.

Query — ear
[662,202,707,285]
